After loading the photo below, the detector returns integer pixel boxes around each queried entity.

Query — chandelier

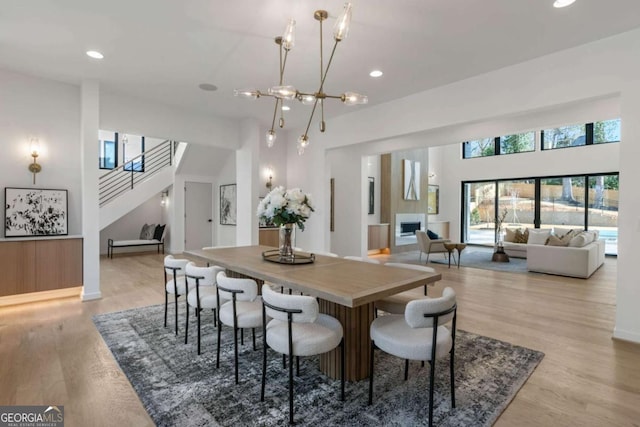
[234,3,367,155]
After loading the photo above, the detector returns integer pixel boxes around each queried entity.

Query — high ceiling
[2,0,640,130]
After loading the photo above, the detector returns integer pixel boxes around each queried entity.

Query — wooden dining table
[185,245,441,381]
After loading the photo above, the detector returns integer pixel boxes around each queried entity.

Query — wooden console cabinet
[0,237,83,297]
[368,224,390,250]
[258,228,279,248]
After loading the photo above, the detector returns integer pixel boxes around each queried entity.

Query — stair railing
[99,140,173,206]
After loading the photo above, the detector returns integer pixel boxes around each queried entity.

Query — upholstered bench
[107,223,166,258]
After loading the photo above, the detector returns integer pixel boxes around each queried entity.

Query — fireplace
[395,213,426,246]
[400,221,421,236]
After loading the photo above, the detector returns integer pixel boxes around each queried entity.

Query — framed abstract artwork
[220,184,237,225]
[427,184,439,215]
[403,159,420,200]
[5,188,68,237]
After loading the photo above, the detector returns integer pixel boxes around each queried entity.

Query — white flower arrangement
[257,186,315,231]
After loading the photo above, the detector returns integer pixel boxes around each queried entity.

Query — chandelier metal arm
[269,98,280,132]
[301,40,340,140]
[269,42,291,133]
[235,4,364,154]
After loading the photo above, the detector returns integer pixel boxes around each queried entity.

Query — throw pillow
[553,227,574,238]
[153,224,166,241]
[546,231,573,246]
[584,230,598,242]
[144,223,156,240]
[527,229,551,245]
[139,223,150,239]
[505,228,517,243]
[514,229,529,244]
[568,233,588,247]
[426,229,440,240]
[546,235,565,246]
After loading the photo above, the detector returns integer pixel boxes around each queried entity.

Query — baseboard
[81,290,103,301]
[613,327,640,344]
[0,287,82,308]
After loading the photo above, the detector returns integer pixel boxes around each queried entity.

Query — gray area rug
[429,249,528,273]
[93,303,544,427]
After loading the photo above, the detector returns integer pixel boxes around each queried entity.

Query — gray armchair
[416,230,450,263]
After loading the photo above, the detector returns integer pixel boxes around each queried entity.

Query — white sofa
[503,228,552,259]
[527,239,605,278]
[503,242,527,258]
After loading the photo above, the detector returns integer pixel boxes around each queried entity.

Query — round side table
[443,243,467,268]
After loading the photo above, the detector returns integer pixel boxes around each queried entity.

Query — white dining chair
[163,255,191,335]
[369,287,457,427]
[216,271,267,384]
[260,284,345,424]
[184,262,226,354]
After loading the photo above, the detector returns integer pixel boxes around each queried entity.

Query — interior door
[185,182,213,250]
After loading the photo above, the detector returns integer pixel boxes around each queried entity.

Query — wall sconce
[265,167,274,190]
[28,138,42,185]
[161,190,169,206]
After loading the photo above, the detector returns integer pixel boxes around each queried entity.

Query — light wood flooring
[0,251,639,426]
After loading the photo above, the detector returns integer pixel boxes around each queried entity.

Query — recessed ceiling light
[282,105,290,111]
[553,0,576,8]
[369,70,383,78]
[198,83,218,91]
[86,50,104,59]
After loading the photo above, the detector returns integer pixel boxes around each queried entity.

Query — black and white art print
[5,188,68,237]
[219,184,237,225]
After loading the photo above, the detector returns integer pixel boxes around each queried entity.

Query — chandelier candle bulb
[282,19,296,50]
[234,89,260,99]
[266,130,276,147]
[333,3,352,41]
[268,85,297,99]
[342,92,368,105]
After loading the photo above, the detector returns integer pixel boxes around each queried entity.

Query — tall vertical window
[122,134,145,172]
[463,181,496,244]
[588,174,618,254]
[539,176,585,231]
[99,130,117,170]
[498,179,535,230]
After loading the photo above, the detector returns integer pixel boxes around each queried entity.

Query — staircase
[99,140,180,230]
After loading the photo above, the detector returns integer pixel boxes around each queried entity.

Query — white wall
[432,97,621,242]
[366,155,381,225]
[100,90,240,150]
[215,152,238,246]
[0,69,82,237]
[326,146,364,257]
[99,196,164,254]
[286,29,640,343]
[258,131,289,198]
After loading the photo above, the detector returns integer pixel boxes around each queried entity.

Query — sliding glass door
[498,180,535,230]
[463,181,495,245]
[588,174,618,254]
[462,173,618,255]
[539,176,585,231]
